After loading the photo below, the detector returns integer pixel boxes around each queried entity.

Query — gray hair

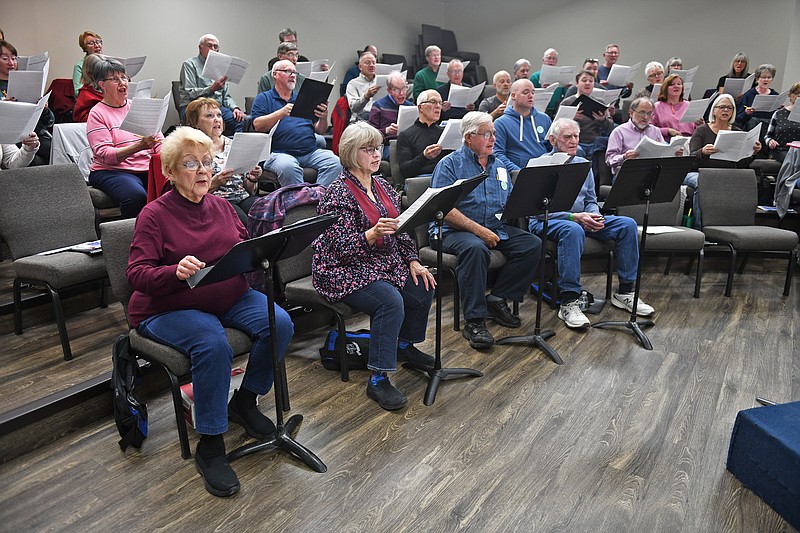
[667,57,683,68]
[278,28,297,42]
[728,53,749,77]
[198,34,217,46]
[513,58,531,72]
[493,70,511,84]
[550,118,580,140]
[94,56,127,90]
[645,61,664,77]
[709,93,736,126]
[460,111,492,142]
[417,89,440,105]
[277,41,298,55]
[338,122,383,170]
[543,48,558,58]
[386,71,406,88]
[425,45,441,57]
[629,97,653,113]
[447,59,463,72]
[755,63,777,79]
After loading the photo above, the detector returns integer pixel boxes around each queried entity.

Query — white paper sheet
[436,119,463,150]
[539,65,576,86]
[375,62,403,75]
[533,83,559,112]
[750,89,790,113]
[397,105,419,134]
[119,92,170,137]
[201,51,250,84]
[127,78,154,99]
[545,105,579,138]
[447,82,485,108]
[16,51,49,71]
[710,126,761,162]
[0,93,49,144]
[223,130,276,175]
[633,135,687,158]
[590,87,622,105]
[106,55,147,78]
[679,97,712,123]
[7,58,49,103]
[436,60,470,83]
[526,152,571,167]
[606,62,640,86]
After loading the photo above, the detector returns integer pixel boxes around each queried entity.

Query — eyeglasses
[359,145,384,155]
[634,110,654,117]
[284,52,299,58]
[389,85,408,93]
[714,105,734,111]
[103,76,130,84]
[274,69,298,76]
[0,54,18,62]
[470,131,496,139]
[420,100,442,106]
[647,71,664,78]
[205,43,220,50]
[181,158,214,171]
[84,40,103,47]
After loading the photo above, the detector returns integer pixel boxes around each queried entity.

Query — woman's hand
[249,165,263,178]
[409,260,436,290]
[209,169,234,191]
[365,217,399,245]
[137,136,159,152]
[176,255,205,281]
[701,143,717,156]
[768,139,779,150]
[668,128,681,137]
[20,132,40,151]
[753,141,762,153]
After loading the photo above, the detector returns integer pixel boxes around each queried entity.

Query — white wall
[2,0,797,127]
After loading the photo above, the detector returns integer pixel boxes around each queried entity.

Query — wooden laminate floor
[0,255,798,532]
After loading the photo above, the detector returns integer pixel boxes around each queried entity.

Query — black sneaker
[195,447,240,497]
[228,390,276,441]
[366,374,408,411]
[486,299,521,328]
[462,319,494,349]
[397,344,435,369]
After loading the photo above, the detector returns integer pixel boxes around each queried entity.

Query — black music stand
[398,172,487,405]
[592,157,693,350]
[188,215,336,473]
[495,161,590,364]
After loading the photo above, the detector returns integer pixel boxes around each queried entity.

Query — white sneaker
[558,300,591,329]
[611,292,655,317]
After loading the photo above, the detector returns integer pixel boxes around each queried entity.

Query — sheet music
[750,89,791,113]
[201,51,250,84]
[0,93,49,143]
[396,105,419,133]
[671,65,699,83]
[644,226,685,234]
[723,73,755,97]
[633,135,687,158]
[545,105,579,138]
[295,62,312,78]
[526,152,571,167]
[788,104,800,124]
[106,56,147,78]
[307,70,329,82]
[447,82,485,108]
[436,119,463,150]
[679,97,711,123]
[310,59,329,72]
[127,78,154,99]
[16,51,49,71]
[375,62,403,75]
[533,83,559,112]
[606,62,640,86]
[223,129,276,175]
[539,65,576,86]
[710,126,761,161]
[373,71,407,101]
[683,82,693,100]
[119,92,170,137]
[395,177,470,231]
[6,58,49,103]
[590,87,622,105]
[436,60,470,83]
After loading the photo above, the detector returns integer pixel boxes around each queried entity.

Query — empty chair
[698,168,797,296]
[617,190,706,297]
[0,164,108,361]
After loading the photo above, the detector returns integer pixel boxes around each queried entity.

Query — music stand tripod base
[592,318,654,351]
[495,330,561,364]
[404,361,484,406]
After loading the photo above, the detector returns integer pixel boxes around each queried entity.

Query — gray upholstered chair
[697,168,797,296]
[275,204,358,381]
[405,176,517,331]
[100,219,253,459]
[0,164,108,361]
[617,190,706,298]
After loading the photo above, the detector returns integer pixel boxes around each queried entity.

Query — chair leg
[100,278,108,308]
[333,312,350,382]
[163,366,192,459]
[737,253,749,274]
[45,284,74,361]
[693,249,704,298]
[605,252,613,300]
[784,250,794,296]
[664,253,674,275]
[450,267,461,331]
[684,254,696,275]
[13,278,23,335]
[725,244,737,297]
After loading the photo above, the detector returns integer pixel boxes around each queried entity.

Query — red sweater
[73,85,103,122]
[126,189,250,328]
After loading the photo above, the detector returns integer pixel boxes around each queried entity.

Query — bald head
[510,79,535,114]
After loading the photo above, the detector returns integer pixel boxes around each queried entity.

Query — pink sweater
[651,100,698,141]
[87,100,162,172]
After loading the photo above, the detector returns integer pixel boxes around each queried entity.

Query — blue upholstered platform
[727,401,800,530]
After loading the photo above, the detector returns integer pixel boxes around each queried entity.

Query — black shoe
[228,390,276,441]
[462,319,494,349]
[195,448,240,497]
[486,299,521,328]
[397,344,435,369]
[366,375,408,411]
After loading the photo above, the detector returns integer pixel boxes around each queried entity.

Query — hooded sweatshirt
[493,103,553,170]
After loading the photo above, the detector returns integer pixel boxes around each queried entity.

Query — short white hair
[460,111,492,142]
[198,33,217,46]
[550,118,580,140]
[386,71,405,88]
[543,48,558,58]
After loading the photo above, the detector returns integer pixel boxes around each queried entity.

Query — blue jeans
[137,289,293,435]
[683,172,701,228]
[530,215,639,294]
[88,169,147,218]
[438,226,541,322]
[341,277,433,372]
[264,149,342,188]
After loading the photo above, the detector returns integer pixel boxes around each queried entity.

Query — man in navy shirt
[251,59,341,187]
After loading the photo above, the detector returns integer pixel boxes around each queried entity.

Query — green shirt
[413,66,442,101]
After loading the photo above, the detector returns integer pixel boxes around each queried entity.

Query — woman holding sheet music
[128,127,293,497]
[312,122,435,412]
[185,97,262,225]
[717,53,750,96]
[651,74,703,141]
[1,133,39,170]
[764,82,800,163]
[86,56,162,218]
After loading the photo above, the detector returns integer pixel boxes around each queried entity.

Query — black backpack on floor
[112,334,148,451]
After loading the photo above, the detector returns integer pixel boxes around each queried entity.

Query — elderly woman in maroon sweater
[127,126,293,498]
[312,122,436,411]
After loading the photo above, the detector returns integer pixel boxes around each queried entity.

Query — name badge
[497,167,509,190]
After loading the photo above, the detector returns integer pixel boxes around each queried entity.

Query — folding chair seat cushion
[701,226,797,251]
[284,276,355,317]
[12,252,106,289]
